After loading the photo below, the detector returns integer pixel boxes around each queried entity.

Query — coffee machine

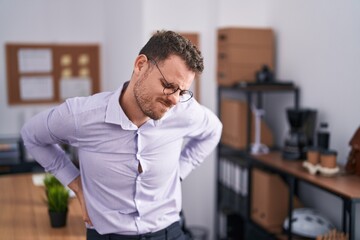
[282,108,317,160]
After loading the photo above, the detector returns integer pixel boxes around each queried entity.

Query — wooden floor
[0,173,86,240]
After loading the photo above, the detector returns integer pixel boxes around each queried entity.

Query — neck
[119,81,149,128]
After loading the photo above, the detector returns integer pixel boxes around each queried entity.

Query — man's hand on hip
[68,176,93,226]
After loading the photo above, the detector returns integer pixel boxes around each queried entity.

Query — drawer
[218,47,274,66]
[218,27,274,47]
[217,63,258,86]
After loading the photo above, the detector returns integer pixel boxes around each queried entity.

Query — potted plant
[44,174,70,228]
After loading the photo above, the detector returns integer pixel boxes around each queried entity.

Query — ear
[133,54,149,75]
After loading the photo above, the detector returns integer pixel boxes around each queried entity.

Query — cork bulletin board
[6,43,100,105]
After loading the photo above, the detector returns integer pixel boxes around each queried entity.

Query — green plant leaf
[47,185,69,212]
[44,175,69,212]
[43,174,62,189]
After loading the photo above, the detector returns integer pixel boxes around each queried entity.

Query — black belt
[87,221,182,240]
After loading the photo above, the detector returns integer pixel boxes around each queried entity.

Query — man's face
[133,55,195,120]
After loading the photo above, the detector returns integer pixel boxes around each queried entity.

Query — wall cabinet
[216,84,298,240]
[216,85,360,240]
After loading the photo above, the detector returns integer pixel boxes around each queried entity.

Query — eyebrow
[151,59,180,88]
[160,77,177,88]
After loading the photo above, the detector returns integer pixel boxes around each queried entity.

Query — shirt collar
[105,82,138,130]
[104,81,179,129]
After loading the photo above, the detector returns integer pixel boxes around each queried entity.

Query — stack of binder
[219,157,248,196]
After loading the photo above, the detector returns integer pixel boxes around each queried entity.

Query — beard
[133,72,172,120]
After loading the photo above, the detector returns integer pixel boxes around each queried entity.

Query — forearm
[68,175,81,193]
[67,175,92,226]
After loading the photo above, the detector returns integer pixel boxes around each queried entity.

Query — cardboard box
[217,27,274,86]
[220,98,273,149]
[251,168,288,230]
[251,168,302,231]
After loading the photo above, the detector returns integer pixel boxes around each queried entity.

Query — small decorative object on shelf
[282,108,317,160]
[250,105,269,155]
[303,148,340,176]
[44,174,70,228]
[255,65,274,83]
[345,126,360,176]
[317,122,330,150]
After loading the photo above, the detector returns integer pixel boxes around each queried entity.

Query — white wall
[217,0,271,27]
[102,0,144,92]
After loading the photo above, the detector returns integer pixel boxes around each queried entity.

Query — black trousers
[86,222,186,240]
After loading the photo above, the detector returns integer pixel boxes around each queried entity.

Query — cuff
[54,162,80,186]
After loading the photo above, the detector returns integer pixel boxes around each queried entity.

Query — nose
[166,91,180,105]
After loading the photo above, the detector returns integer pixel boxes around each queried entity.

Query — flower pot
[48,210,68,228]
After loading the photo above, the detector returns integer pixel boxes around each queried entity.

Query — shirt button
[137,216,141,220]
[136,153,140,159]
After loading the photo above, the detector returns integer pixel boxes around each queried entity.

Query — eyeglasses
[149,58,193,102]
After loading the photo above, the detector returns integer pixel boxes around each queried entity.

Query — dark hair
[139,30,204,74]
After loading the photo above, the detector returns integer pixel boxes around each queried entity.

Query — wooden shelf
[219,82,298,93]
[249,151,360,199]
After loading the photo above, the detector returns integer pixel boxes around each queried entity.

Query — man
[21,30,222,240]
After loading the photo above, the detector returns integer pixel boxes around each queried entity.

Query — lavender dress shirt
[21,83,222,235]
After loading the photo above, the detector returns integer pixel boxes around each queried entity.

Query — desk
[249,151,360,240]
[0,173,86,240]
